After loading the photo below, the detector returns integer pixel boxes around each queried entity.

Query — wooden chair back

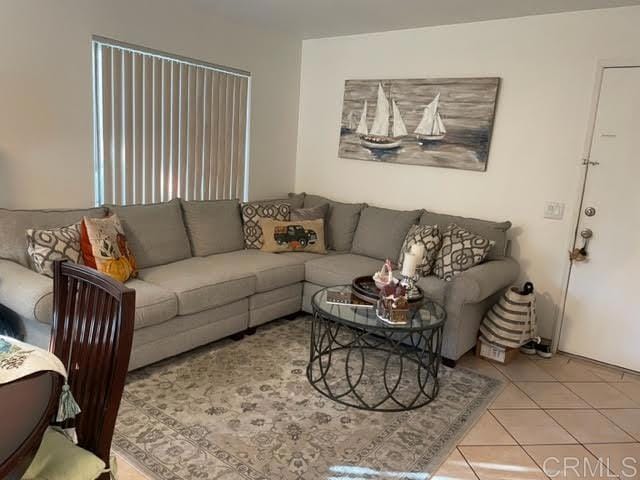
[51,260,135,469]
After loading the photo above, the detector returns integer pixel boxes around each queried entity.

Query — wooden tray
[351,276,424,306]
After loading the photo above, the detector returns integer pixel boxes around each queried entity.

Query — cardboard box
[476,338,519,364]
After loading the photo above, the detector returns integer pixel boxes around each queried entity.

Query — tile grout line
[486,409,518,445]
[563,381,640,409]
[488,407,555,479]
[455,446,483,480]
[595,408,640,442]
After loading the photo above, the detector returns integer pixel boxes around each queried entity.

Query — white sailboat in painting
[341,110,358,134]
[415,93,446,142]
[358,83,407,150]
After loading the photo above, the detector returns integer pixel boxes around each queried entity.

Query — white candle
[410,243,425,261]
[401,252,418,277]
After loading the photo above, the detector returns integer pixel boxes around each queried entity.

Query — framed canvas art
[338,78,500,172]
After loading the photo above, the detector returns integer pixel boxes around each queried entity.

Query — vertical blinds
[93,39,250,205]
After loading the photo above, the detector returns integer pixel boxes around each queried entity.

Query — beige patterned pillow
[434,224,494,281]
[26,223,83,277]
[241,202,291,249]
[260,218,326,254]
[398,225,441,277]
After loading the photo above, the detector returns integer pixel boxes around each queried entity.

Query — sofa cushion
[278,251,328,264]
[108,199,191,269]
[0,207,106,268]
[200,250,305,293]
[305,253,382,287]
[351,206,422,261]
[291,203,329,222]
[249,283,302,310]
[286,192,306,209]
[304,194,365,252]
[125,279,178,329]
[420,211,511,259]
[0,260,178,328]
[138,257,256,316]
[181,199,244,256]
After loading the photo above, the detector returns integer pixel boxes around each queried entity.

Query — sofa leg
[230,332,245,341]
[284,311,302,321]
[442,357,457,368]
[246,327,257,336]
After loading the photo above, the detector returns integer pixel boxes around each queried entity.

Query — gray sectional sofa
[0,193,519,369]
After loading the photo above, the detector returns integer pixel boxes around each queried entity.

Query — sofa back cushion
[304,194,365,252]
[107,198,191,269]
[287,192,305,209]
[181,199,244,256]
[351,206,422,261]
[420,211,511,259]
[0,207,106,268]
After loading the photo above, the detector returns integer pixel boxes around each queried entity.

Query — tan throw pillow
[26,223,84,277]
[241,202,291,249]
[260,218,326,254]
[80,214,137,283]
[434,224,494,281]
[398,224,442,277]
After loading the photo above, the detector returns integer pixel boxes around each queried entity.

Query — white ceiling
[198,0,640,39]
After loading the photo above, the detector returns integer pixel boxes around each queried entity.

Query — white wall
[295,6,640,337]
[0,0,301,208]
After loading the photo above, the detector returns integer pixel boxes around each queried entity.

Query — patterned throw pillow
[398,224,441,277]
[434,224,495,281]
[80,214,137,283]
[259,218,326,254]
[26,223,83,277]
[241,202,290,249]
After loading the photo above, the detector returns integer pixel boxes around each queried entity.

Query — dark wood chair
[50,260,136,478]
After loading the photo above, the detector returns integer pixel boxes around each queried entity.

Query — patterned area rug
[114,318,503,480]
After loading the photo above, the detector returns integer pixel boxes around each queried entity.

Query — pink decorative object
[373,259,396,289]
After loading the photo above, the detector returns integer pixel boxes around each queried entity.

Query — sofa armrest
[0,259,53,324]
[449,257,520,305]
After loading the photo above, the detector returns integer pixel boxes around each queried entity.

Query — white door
[560,66,640,372]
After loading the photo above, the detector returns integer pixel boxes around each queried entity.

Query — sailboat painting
[339,78,500,171]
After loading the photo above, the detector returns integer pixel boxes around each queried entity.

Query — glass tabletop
[312,285,446,332]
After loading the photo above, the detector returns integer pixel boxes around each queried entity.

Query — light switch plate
[544,201,565,220]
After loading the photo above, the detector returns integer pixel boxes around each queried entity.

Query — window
[92,37,250,205]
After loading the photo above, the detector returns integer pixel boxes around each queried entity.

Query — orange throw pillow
[81,214,137,283]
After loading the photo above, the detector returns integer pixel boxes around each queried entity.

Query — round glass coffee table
[307,285,446,412]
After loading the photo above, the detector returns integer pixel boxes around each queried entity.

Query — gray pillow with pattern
[241,202,291,249]
[434,224,495,281]
[26,223,83,277]
[398,224,442,277]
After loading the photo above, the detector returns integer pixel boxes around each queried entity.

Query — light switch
[544,201,565,220]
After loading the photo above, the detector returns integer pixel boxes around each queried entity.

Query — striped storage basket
[479,286,538,349]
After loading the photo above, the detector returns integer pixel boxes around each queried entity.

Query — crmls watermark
[542,456,638,478]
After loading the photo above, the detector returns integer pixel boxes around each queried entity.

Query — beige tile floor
[437,353,640,480]
[115,352,640,479]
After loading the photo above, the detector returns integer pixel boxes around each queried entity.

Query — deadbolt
[580,228,593,239]
[584,207,596,217]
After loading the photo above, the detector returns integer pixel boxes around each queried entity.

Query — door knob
[584,207,596,217]
[580,228,593,239]
[570,229,593,262]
